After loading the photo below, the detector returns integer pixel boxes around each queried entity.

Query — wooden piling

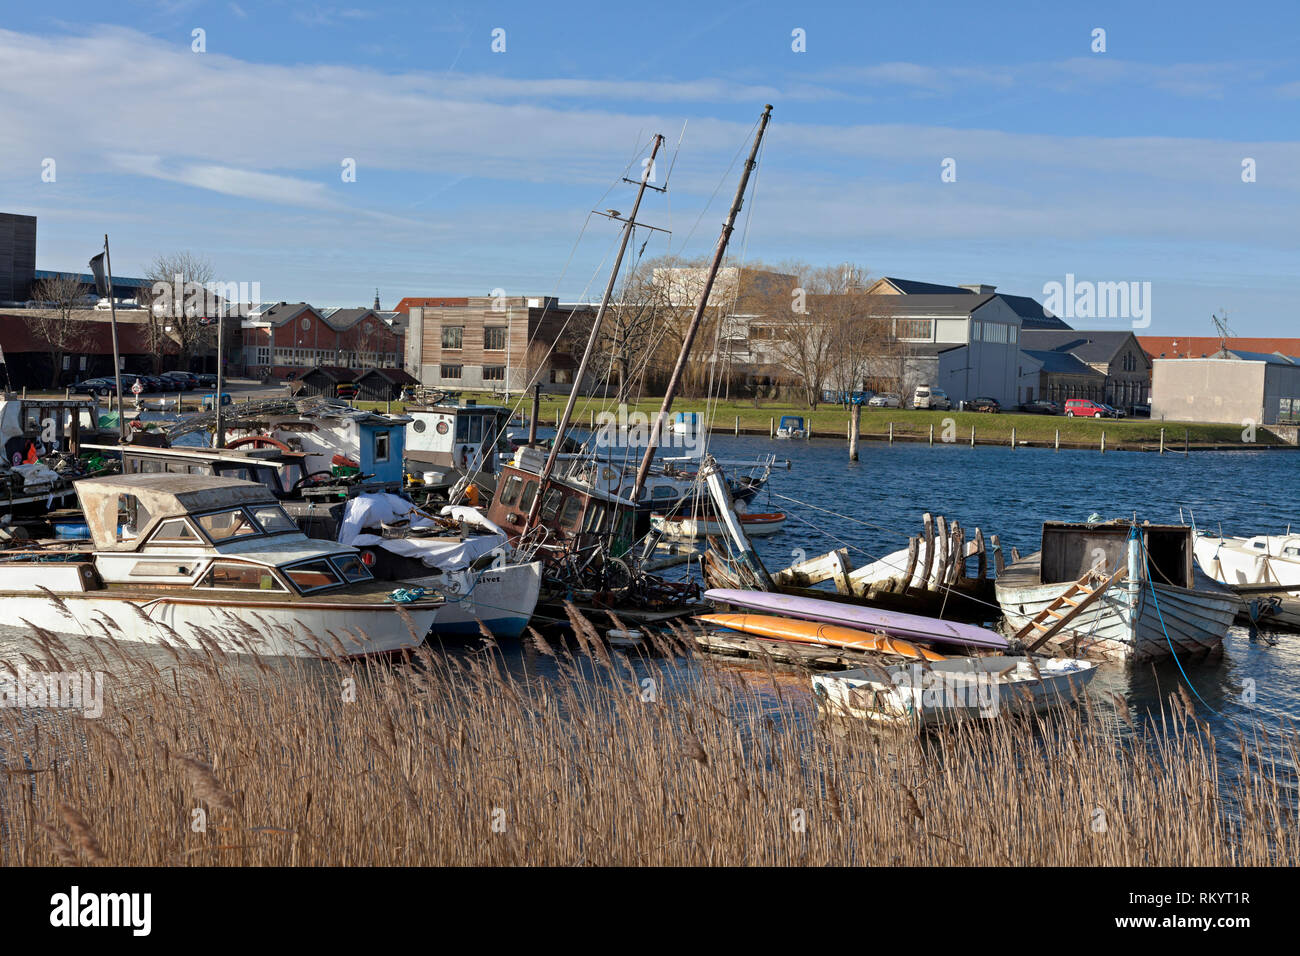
[1011,427,1016,448]
[1101,431,1106,453]
[888,421,894,444]
[928,423,934,446]
[1185,430,1189,456]
[849,403,860,461]
[769,417,775,438]
[970,425,975,447]
[1159,427,1165,454]
[1054,429,1060,451]
[735,415,739,436]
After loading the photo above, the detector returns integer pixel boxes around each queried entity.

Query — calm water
[3,434,1297,782]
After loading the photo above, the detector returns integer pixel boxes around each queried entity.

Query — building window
[484,327,507,351]
[441,326,463,349]
[896,319,933,340]
[550,369,572,385]
[484,365,505,381]
[441,364,462,379]
[256,347,270,365]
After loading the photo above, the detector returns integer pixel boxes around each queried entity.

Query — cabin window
[374,431,391,463]
[197,508,261,542]
[331,554,372,583]
[652,486,677,499]
[484,327,507,351]
[196,561,285,591]
[250,505,297,534]
[500,475,523,507]
[149,518,201,545]
[455,415,484,443]
[412,419,426,433]
[559,495,583,529]
[519,480,538,511]
[284,559,344,593]
[441,326,463,349]
[540,488,564,521]
[116,494,153,541]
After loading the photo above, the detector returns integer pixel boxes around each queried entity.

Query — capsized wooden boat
[995,522,1239,661]
[652,511,786,539]
[811,656,1098,726]
[704,588,1008,650]
[697,612,945,661]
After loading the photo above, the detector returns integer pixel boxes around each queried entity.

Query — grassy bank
[364,393,1283,449]
[3,616,1294,866]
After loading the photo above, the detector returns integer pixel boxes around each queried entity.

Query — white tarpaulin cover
[339,492,506,570]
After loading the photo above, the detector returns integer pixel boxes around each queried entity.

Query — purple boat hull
[704,588,1008,650]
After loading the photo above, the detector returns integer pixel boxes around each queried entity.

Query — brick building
[241,303,403,378]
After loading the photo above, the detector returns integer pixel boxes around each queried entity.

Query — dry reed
[0,614,1295,866]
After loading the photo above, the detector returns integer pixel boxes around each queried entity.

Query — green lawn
[362,392,1283,448]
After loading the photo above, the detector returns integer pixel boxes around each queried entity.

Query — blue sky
[4,1,1300,335]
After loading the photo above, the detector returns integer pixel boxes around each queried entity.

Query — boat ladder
[1016,564,1128,653]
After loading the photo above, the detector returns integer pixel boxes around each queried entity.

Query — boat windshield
[249,504,297,534]
[283,559,344,593]
[197,508,262,542]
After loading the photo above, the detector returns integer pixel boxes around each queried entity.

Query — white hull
[812,657,1098,726]
[995,553,1238,661]
[651,514,786,539]
[1,593,438,658]
[1194,532,1300,591]
[407,560,542,638]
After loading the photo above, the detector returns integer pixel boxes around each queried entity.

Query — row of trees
[584,255,911,408]
[25,253,220,386]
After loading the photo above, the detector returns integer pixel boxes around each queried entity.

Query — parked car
[1020,399,1060,415]
[72,377,119,398]
[1100,403,1126,419]
[967,396,1001,413]
[335,382,360,400]
[195,373,219,387]
[160,370,199,390]
[867,393,901,408]
[1064,398,1116,418]
[1129,402,1151,418]
[912,385,951,410]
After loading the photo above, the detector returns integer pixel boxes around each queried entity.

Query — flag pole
[103,235,127,441]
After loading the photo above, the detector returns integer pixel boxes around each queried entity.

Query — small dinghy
[652,512,786,540]
[811,656,1098,726]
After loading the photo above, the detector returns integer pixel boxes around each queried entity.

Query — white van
[913,385,951,410]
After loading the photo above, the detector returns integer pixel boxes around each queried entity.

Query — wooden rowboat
[652,511,786,540]
[811,656,1099,726]
[697,612,945,661]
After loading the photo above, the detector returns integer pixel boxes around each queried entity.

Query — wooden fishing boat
[696,612,945,661]
[811,656,1098,726]
[0,474,442,658]
[994,521,1239,661]
[704,587,1008,650]
[652,510,786,540]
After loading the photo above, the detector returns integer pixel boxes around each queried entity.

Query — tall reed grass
[1,611,1295,866]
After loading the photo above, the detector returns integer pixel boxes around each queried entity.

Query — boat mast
[628,105,771,503]
[523,133,665,529]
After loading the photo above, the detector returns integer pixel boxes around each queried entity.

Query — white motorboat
[995,521,1239,661]
[1193,530,1300,592]
[0,474,441,658]
[812,656,1098,726]
[650,511,787,540]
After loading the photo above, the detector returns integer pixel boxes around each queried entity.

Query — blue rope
[1128,525,1220,715]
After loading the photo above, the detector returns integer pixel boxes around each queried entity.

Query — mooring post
[849,403,860,461]
[1185,429,1189,456]
[769,417,774,438]
[1101,431,1106,453]
[64,387,70,400]
[735,415,739,436]
[1011,426,1016,448]
[589,409,595,431]
[888,421,894,444]
[970,425,975,447]
[1159,427,1165,454]
[929,423,934,446]
[1054,428,1060,452]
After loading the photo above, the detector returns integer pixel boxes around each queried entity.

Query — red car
[1064,399,1109,418]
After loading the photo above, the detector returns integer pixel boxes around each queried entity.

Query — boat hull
[995,552,1238,661]
[0,592,440,658]
[406,560,542,639]
[652,513,786,540]
[812,656,1098,726]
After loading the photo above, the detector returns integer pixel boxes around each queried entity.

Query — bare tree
[27,274,95,386]
[597,259,674,402]
[139,252,216,372]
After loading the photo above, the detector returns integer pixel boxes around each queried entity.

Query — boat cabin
[404,400,512,477]
[1,396,106,463]
[1039,522,1193,587]
[68,473,374,593]
[486,452,637,555]
[224,407,409,490]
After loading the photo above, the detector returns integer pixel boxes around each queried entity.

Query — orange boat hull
[697,612,946,661]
